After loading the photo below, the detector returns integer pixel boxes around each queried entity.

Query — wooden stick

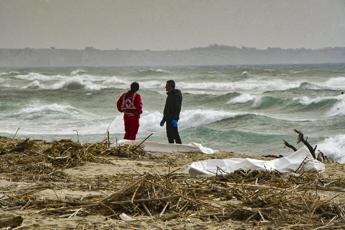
[67,208,82,219]
[132,133,153,151]
[283,139,297,152]
[294,156,308,173]
[106,129,110,148]
[294,129,316,159]
[102,179,144,203]
[13,128,20,138]
[47,155,68,160]
[142,203,152,217]
[131,182,142,203]
[160,202,170,217]
[110,196,179,206]
[216,182,345,193]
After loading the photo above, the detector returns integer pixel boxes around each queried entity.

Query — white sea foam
[7,72,345,93]
[50,78,95,90]
[46,77,159,91]
[0,102,97,134]
[328,96,345,116]
[227,93,259,104]
[14,72,64,81]
[0,83,11,88]
[0,71,20,76]
[322,77,345,90]
[4,108,242,135]
[110,109,241,134]
[291,95,345,117]
[109,109,319,135]
[293,95,342,106]
[294,96,327,105]
[302,77,345,91]
[20,74,129,90]
[138,68,171,74]
[22,80,42,89]
[137,80,164,89]
[318,135,345,163]
[178,79,302,92]
[241,71,249,76]
[0,105,320,136]
[179,109,240,128]
[71,69,87,75]
[14,103,83,118]
[184,90,227,96]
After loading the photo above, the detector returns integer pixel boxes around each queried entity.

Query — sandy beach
[1,1,345,229]
[0,136,345,229]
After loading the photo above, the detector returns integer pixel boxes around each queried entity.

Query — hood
[167,89,181,96]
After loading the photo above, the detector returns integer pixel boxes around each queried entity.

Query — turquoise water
[0,64,345,161]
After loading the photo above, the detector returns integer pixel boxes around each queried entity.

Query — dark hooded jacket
[163,89,182,121]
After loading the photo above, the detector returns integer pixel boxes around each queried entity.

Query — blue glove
[171,119,178,128]
[160,119,165,127]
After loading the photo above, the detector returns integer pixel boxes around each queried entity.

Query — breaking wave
[178,79,303,92]
[8,103,87,120]
[318,135,345,163]
[20,75,129,90]
[137,68,171,75]
[71,69,87,75]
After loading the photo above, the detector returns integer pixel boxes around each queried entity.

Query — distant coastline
[0,45,345,67]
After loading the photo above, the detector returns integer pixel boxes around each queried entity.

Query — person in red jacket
[116,82,142,140]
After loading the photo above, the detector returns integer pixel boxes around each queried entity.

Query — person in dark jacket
[117,82,142,140]
[160,80,182,144]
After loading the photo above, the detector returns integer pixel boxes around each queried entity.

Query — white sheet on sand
[186,147,325,175]
[116,140,217,154]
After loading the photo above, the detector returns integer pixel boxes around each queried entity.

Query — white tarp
[186,147,325,175]
[116,140,217,154]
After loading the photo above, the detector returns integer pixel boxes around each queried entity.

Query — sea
[0,64,345,162]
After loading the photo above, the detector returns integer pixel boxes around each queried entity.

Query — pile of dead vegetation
[0,136,145,181]
[1,135,345,229]
[2,170,343,229]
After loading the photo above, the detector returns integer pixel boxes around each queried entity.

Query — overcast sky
[0,0,344,50]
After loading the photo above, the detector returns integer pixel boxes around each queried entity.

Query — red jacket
[117,91,142,117]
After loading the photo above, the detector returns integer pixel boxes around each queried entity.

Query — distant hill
[0,45,345,67]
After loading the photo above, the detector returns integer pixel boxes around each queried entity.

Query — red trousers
[123,115,139,140]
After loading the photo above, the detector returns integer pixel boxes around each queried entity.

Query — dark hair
[125,82,139,99]
[130,82,139,92]
[166,80,175,89]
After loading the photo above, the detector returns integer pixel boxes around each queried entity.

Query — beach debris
[284,129,331,162]
[6,170,344,229]
[0,214,23,228]
[117,140,217,154]
[1,136,345,229]
[94,173,202,217]
[44,139,94,168]
[186,147,325,175]
[119,213,135,221]
[0,137,35,155]
[108,144,146,158]
[132,133,153,152]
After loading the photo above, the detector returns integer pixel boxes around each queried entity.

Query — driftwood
[132,133,153,152]
[0,214,23,228]
[283,139,297,152]
[283,129,330,162]
[294,129,316,159]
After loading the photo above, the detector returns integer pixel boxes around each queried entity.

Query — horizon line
[1,44,345,52]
